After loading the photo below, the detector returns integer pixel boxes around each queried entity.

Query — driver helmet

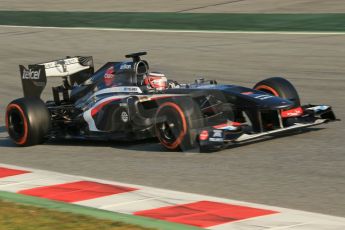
[144,72,167,90]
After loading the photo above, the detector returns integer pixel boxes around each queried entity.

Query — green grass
[0,11,345,31]
[0,191,202,230]
[0,199,153,230]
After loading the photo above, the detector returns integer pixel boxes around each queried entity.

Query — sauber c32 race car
[5,52,337,151]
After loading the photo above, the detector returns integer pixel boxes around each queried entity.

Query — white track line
[1,25,345,35]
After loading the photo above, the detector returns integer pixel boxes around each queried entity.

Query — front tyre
[6,97,50,146]
[254,77,301,108]
[154,97,203,151]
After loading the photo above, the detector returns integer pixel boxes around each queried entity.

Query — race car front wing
[198,104,337,150]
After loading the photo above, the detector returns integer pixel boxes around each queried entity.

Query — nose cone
[248,93,294,109]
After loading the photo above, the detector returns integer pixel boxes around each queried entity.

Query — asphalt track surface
[1,0,345,13]
[0,27,344,218]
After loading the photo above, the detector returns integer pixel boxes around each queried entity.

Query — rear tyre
[6,97,50,146]
[254,77,301,108]
[154,97,204,152]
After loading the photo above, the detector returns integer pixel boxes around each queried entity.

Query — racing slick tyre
[254,77,301,108]
[6,97,50,146]
[154,97,204,152]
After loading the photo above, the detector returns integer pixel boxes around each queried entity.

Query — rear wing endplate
[19,56,93,98]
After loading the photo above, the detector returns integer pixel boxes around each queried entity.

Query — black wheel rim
[157,107,183,145]
[7,109,25,141]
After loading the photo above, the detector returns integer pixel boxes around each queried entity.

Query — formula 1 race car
[5,52,337,151]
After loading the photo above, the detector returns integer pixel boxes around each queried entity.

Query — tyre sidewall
[254,77,301,108]
[6,97,50,146]
[155,97,204,151]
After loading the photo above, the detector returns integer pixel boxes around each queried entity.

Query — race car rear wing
[19,56,94,98]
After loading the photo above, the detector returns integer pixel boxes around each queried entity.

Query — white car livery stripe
[93,86,143,96]
[83,95,129,131]
[83,92,187,131]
